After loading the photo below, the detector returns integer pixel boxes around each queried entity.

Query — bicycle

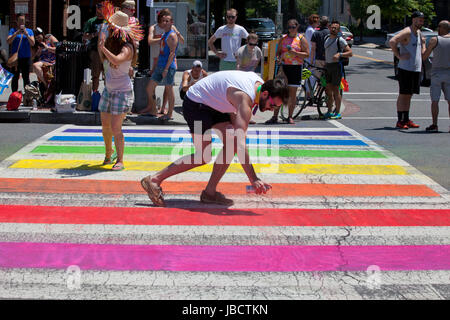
[279,61,340,120]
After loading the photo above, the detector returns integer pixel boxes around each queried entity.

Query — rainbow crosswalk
[0,123,449,299]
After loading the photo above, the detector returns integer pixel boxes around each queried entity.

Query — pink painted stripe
[1,242,449,272]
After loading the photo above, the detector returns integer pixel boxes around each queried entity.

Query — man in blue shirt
[7,13,35,92]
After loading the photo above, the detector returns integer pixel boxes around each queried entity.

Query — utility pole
[276,0,283,38]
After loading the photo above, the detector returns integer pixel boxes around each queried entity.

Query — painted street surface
[0,122,449,299]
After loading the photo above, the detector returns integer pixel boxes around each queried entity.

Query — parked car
[385,28,437,86]
[243,18,276,45]
[339,26,353,47]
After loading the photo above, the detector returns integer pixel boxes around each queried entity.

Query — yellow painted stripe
[10,159,408,175]
[353,54,394,65]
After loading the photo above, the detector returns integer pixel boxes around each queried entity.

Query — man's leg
[431,101,439,126]
[333,85,342,114]
[325,83,334,113]
[21,58,31,88]
[140,79,158,115]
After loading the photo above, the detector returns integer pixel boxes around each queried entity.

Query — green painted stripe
[31,145,386,158]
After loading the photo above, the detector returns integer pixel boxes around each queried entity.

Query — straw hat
[101,1,143,42]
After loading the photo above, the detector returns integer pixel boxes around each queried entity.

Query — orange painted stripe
[0,178,440,197]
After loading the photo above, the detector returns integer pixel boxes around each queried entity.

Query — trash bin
[55,41,88,97]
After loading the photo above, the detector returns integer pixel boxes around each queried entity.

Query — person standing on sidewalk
[389,11,426,129]
[98,8,144,171]
[7,13,35,93]
[142,10,178,120]
[323,20,352,120]
[236,33,262,72]
[265,19,309,125]
[83,2,106,93]
[422,20,450,132]
[208,8,248,71]
[140,71,289,207]
[311,16,330,81]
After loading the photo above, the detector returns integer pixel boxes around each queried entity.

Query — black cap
[411,11,425,19]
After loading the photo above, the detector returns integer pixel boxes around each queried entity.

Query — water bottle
[32,99,38,110]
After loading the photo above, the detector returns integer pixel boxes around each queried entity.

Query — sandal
[111,162,125,171]
[200,190,234,206]
[140,176,165,207]
[102,151,117,165]
[286,116,295,124]
[265,116,278,125]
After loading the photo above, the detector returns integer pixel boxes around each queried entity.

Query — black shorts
[183,97,231,135]
[398,68,421,95]
[325,63,342,87]
[282,65,302,87]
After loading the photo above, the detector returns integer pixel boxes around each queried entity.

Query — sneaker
[330,113,342,119]
[122,118,136,126]
[322,111,334,119]
[265,116,278,124]
[405,120,420,128]
[200,190,234,206]
[425,124,438,132]
[396,121,408,129]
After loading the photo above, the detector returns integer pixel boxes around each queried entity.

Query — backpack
[7,91,22,110]
[325,35,349,66]
[23,81,42,107]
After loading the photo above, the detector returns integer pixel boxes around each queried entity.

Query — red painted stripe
[0,205,449,226]
[0,178,440,197]
[1,242,449,272]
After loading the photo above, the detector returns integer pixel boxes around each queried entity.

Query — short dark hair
[320,16,329,27]
[331,20,340,26]
[157,8,172,23]
[260,78,289,110]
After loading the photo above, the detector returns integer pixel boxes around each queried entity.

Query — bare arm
[171,25,185,44]
[201,70,208,77]
[181,71,190,92]
[421,34,426,56]
[7,29,20,45]
[100,42,133,66]
[390,28,410,60]
[342,44,353,57]
[147,25,160,46]
[294,36,309,59]
[422,36,437,60]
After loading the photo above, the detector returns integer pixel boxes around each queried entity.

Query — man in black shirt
[310,16,330,75]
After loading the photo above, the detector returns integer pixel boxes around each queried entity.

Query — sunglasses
[248,43,258,46]
[288,25,298,29]
[226,16,236,19]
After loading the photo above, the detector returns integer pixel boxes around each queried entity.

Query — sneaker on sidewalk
[330,113,342,119]
[405,120,420,128]
[322,111,334,119]
[123,118,136,126]
[396,121,408,129]
[425,124,438,132]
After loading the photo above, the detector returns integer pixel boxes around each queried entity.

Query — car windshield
[246,20,275,31]
[340,26,349,32]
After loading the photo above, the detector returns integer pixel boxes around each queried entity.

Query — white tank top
[150,24,165,58]
[186,71,263,113]
[179,69,204,91]
[105,45,133,92]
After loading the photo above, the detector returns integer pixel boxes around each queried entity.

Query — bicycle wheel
[316,86,329,118]
[280,85,307,121]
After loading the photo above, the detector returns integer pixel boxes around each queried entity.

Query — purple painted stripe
[1,242,449,272]
[63,128,352,136]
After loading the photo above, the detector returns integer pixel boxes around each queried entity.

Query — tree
[347,0,372,42]
[297,0,322,18]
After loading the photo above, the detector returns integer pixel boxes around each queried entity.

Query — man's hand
[162,69,168,79]
[251,179,272,195]
[332,53,340,62]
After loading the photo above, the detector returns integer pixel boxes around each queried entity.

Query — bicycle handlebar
[304,60,326,71]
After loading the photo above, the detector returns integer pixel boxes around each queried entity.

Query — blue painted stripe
[63,128,352,136]
[49,136,368,146]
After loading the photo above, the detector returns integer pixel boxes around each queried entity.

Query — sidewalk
[0,70,345,125]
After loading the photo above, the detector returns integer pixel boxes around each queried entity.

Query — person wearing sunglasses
[208,8,249,71]
[236,33,262,72]
[140,71,289,207]
[266,19,309,124]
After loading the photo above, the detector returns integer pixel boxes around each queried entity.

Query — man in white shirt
[208,8,248,71]
[305,14,319,99]
[140,71,289,207]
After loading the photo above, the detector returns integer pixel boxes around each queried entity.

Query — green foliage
[245,0,278,19]
[297,0,322,17]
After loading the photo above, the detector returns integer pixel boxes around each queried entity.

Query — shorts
[430,69,450,102]
[281,64,303,87]
[99,88,133,115]
[150,66,176,86]
[325,63,342,87]
[183,97,231,135]
[398,68,420,95]
[219,60,237,71]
